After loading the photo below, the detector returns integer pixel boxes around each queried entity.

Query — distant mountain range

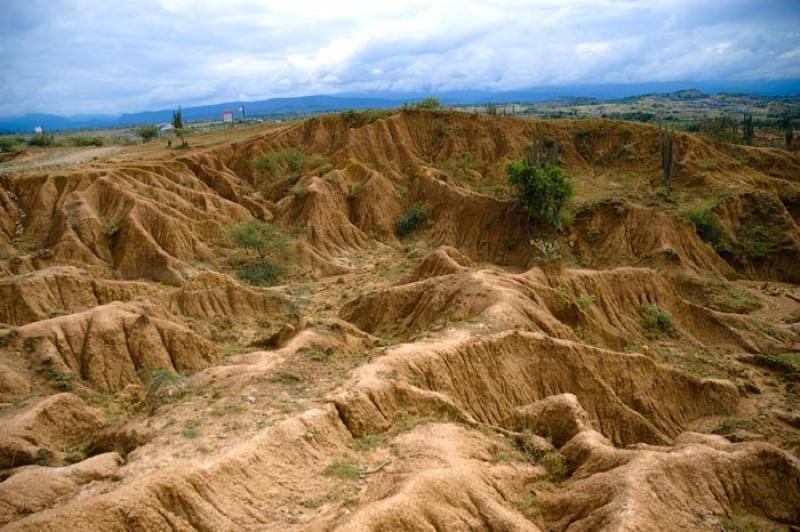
[2,79,798,133]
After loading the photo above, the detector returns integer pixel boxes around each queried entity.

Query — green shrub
[641,305,674,333]
[269,369,303,384]
[71,136,103,147]
[64,447,87,464]
[0,138,20,153]
[683,207,728,252]
[0,328,19,347]
[531,238,561,263]
[103,218,122,238]
[412,97,441,110]
[342,109,392,126]
[323,459,361,479]
[290,185,309,199]
[513,496,543,522]
[507,161,574,227]
[539,451,568,481]
[251,148,306,178]
[395,204,429,236]
[182,419,199,439]
[238,262,285,286]
[142,368,181,397]
[348,183,361,198]
[228,220,289,286]
[27,133,55,147]
[718,284,761,314]
[23,335,42,353]
[227,220,289,263]
[45,368,74,391]
[739,223,781,258]
[137,125,159,143]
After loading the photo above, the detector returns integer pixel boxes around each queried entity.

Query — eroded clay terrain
[1,110,799,531]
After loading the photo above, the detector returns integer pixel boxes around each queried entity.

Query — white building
[223,110,233,123]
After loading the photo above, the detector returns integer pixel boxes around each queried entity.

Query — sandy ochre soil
[1,109,800,531]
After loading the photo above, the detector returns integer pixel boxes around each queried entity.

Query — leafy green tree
[172,107,187,147]
[137,125,158,143]
[227,220,290,285]
[507,160,574,227]
[228,220,288,263]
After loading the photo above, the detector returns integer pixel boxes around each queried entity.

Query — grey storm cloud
[0,0,798,115]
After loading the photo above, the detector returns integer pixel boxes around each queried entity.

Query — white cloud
[0,0,798,115]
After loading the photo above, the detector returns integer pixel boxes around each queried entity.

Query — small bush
[539,451,568,481]
[182,419,200,439]
[578,294,594,310]
[290,185,309,199]
[683,207,727,252]
[531,239,561,263]
[27,133,55,147]
[514,496,543,522]
[412,97,441,110]
[45,368,74,391]
[140,367,182,406]
[71,136,104,147]
[34,448,53,466]
[0,328,19,347]
[238,262,285,286]
[717,284,761,314]
[641,305,674,333]
[395,204,429,236]
[342,109,392,126]
[323,459,361,479]
[269,369,303,384]
[348,183,361,198]
[103,218,122,238]
[23,335,42,353]
[739,223,781,258]
[251,148,306,178]
[14,233,39,252]
[64,447,87,464]
[0,138,20,153]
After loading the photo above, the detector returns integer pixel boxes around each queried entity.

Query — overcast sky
[1,0,799,116]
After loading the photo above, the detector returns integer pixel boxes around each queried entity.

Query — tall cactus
[526,133,560,168]
[660,126,675,196]
[742,114,754,145]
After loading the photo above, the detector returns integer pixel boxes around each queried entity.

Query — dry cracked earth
[1,110,799,531]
